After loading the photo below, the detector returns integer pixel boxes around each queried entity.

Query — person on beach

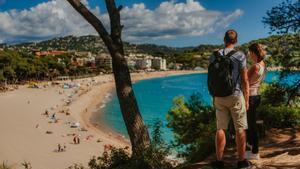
[58,144,62,152]
[73,135,80,144]
[77,135,80,144]
[63,143,67,151]
[245,43,267,160]
[73,135,77,144]
[208,29,251,169]
[51,113,56,120]
[44,109,49,116]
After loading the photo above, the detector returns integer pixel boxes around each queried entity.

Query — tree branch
[67,0,151,153]
[105,0,122,38]
[105,0,124,55]
[66,0,114,51]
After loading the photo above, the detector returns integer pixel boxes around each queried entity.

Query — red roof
[35,51,67,57]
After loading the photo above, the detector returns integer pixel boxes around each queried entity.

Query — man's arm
[241,68,249,110]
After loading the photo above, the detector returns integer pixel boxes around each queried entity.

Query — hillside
[5,35,191,56]
[3,33,299,69]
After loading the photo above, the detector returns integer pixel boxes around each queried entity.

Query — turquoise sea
[95,72,299,142]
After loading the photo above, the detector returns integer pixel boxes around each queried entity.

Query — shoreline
[0,70,204,169]
[2,69,296,168]
[81,70,205,144]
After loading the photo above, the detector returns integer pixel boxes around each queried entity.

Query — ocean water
[96,71,299,142]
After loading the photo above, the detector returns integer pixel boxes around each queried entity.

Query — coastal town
[32,50,168,72]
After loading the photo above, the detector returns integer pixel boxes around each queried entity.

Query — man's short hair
[224,29,238,44]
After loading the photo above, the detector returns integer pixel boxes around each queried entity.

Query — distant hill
[5,33,299,68]
[11,35,107,54]
[7,35,193,56]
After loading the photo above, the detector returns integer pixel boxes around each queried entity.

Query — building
[151,57,167,70]
[95,53,112,69]
[128,53,149,58]
[74,58,85,66]
[168,63,183,70]
[34,50,67,58]
[135,57,152,70]
[71,51,95,67]
[75,51,92,58]
[125,56,137,70]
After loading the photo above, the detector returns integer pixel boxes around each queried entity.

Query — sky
[0,0,285,47]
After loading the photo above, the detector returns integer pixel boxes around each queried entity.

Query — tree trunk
[66,0,151,154]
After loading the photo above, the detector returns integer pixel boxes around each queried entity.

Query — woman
[246,43,267,160]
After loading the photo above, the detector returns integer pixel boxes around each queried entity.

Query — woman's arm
[247,64,260,80]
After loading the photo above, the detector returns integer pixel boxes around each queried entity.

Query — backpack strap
[225,50,237,58]
[213,50,222,58]
[224,49,239,89]
[214,49,237,58]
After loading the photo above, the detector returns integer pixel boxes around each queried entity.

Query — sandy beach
[0,70,202,169]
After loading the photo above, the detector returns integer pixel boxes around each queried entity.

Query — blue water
[98,71,299,142]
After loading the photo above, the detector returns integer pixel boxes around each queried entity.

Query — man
[209,30,250,169]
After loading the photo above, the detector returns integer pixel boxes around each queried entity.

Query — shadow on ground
[185,128,300,169]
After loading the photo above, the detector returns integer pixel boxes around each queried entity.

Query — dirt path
[187,128,300,169]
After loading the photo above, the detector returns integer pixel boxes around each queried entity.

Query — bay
[97,71,299,142]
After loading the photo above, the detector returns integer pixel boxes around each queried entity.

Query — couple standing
[208,30,267,169]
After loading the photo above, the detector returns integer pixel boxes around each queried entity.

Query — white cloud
[0,0,243,43]
[0,0,99,43]
[121,1,243,41]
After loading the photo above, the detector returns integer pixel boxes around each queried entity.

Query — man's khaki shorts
[213,95,248,130]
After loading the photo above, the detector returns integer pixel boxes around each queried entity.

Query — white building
[128,53,149,58]
[74,51,91,57]
[135,57,152,70]
[72,51,95,66]
[152,57,167,70]
[125,56,137,70]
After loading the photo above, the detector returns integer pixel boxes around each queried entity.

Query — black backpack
[207,50,238,97]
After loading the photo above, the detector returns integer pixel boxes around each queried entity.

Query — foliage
[257,104,300,128]
[261,0,300,105]
[262,0,299,34]
[86,145,173,169]
[0,70,5,82]
[0,50,97,84]
[258,83,300,128]
[150,120,166,148]
[68,120,173,169]
[5,32,299,71]
[67,164,85,169]
[87,147,130,169]
[260,82,289,106]
[166,93,215,162]
[133,43,191,56]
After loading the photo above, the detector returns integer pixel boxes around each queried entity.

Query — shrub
[67,164,85,169]
[257,104,300,128]
[258,82,300,128]
[69,120,173,169]
[166,93,215,162]
[260,82,289,106]
[88,147,131,169]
